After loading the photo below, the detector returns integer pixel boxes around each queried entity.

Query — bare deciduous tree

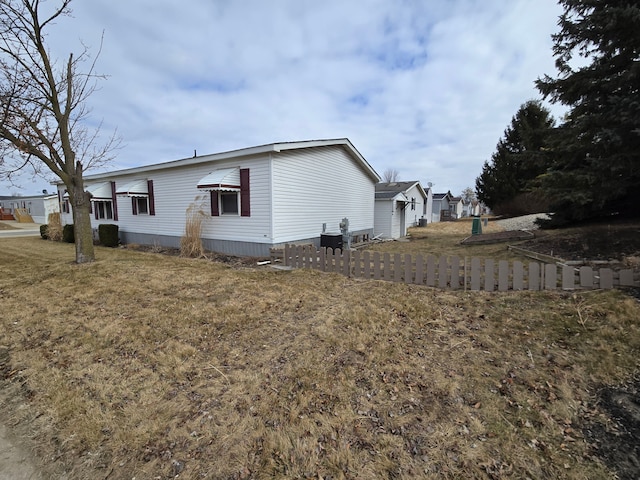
[0,0,118,263]
[382,168,399,183]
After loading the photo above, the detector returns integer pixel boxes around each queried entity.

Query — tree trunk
[70,178,95,264]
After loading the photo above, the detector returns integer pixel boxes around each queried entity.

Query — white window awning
[87,182,112,200]
[197,167,240,191]
[116,180,149,197]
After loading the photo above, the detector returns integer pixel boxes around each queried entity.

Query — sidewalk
[0,424,43,480]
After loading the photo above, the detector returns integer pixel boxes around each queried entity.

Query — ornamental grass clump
[180,202,205,258]
[46,212,63,241]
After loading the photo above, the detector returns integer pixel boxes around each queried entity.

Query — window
[411,197,416,211]
[94,200,113,220]
[133,196,149,215]
[220,192,239,215]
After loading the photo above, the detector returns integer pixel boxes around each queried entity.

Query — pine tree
[536,0,640,224]
[475,100,555,213]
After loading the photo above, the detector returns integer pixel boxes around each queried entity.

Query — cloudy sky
[2,0,567,197]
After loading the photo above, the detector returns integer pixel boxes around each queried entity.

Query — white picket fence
[282,245,639,291]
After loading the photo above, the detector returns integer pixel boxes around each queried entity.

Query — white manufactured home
[0,194,59,223]
[374,181,431,239]
[55,139,380,256]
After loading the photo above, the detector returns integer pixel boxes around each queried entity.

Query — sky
[1,0,567,197]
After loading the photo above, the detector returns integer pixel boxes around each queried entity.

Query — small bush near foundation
[63,224,75,243]
[39,224,49,240]
[98,224,119,247]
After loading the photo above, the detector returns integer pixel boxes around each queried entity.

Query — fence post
[343,250,351,277]
[352,250,361,278]
[415,254,424,285]
[470,257,481,291]
[373,252,382,280]
[579,266,593,288]
[363,251,371,279]
[562,265,575,290]
[498,260,509,291]
[619,269,635,286]
[528,262,540,290]
[319,247,326,272]
[438,256,448,288]
[599,268,613,289]
[513,261,523,290]
[484,259,495,292]
[426,255,436,287]
[394,253,402,283]
[404,254,413,284]
[451,256,461,290]
[383,253,392,281]
[544,264,557,290]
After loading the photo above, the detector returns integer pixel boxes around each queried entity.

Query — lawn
[365,217,534,261]
[0,235,639,479]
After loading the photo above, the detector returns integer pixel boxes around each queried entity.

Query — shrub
[62,224,75,243]
[47,212,62,241]
[98,224,119,247]
[39,224,49,240]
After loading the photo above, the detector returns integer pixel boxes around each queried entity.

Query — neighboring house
[374,181,431,239]
[464,200,482,217]
[55,139,380,256]
[449,196,464,219]
[0,194,59,223]
[431,191,454,222]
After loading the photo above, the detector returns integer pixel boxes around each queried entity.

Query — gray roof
[375,181,426,200]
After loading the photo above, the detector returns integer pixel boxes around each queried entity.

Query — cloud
[1,0,564,198]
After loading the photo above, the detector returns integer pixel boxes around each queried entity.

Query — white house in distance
[431,191,454,222]
[0,193,59,223]
[374,181,431,239]
[55,139,380,256]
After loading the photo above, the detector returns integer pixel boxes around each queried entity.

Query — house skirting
[118,228,373,258]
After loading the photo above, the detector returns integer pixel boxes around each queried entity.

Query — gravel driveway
[495,213,550,231]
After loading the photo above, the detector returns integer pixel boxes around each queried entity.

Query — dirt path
[0,423,43,480]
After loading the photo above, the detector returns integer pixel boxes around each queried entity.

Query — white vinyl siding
[374,199,394,238]
[271,146,375,243]
[109,156,272,244]
[55,140,378,255]
[403,185,427,228]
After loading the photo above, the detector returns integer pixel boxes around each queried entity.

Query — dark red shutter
[240,168,250,217]
[210,191,219,216]
[111,181,118,221]
[132,197,138,215]
[147,180,155,216]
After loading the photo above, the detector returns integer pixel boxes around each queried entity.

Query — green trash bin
[472,217,482,235]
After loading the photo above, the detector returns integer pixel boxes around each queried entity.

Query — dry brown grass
[180,202,206,258]
[47,212,63,241]
[0,237,638,479]
[366,218,530,261]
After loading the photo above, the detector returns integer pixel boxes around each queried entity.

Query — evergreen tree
[536,0,640,225]
[475,100,555,212]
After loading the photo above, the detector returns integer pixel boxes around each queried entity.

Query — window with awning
[197,167,241,191]
[202,168,250,217]
[116,180,155,216]
[116,179,150,197]
[86,182,113,200]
